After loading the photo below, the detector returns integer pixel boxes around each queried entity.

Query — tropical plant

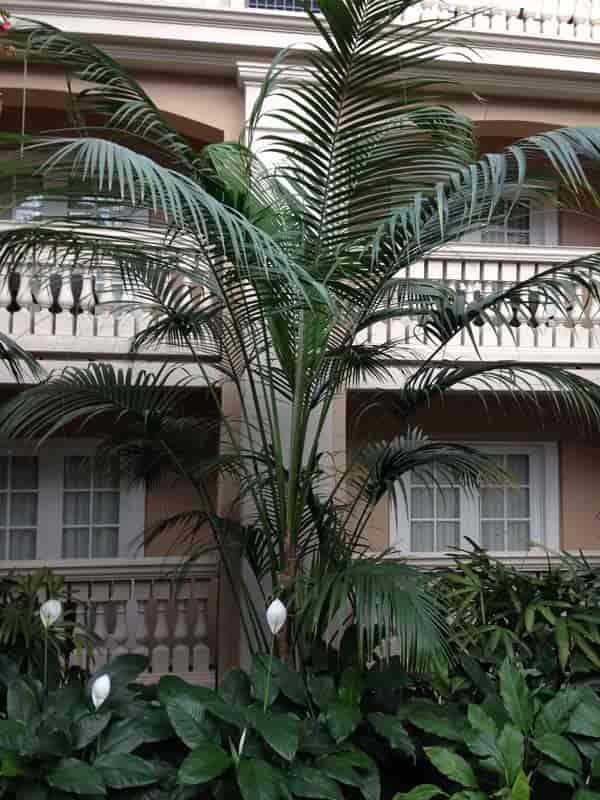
[0,568,93,690]
[159,652,416,800]
[2,0,600,668]
[428,547,600,700]
[0,654,180,799]
[396,658,600,800]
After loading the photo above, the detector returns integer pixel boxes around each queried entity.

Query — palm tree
[1,0,600,671]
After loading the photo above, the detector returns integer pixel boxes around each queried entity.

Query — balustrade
[0,557,217,686]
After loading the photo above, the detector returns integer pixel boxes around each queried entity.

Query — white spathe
[91,674,111,710]
[266,598,287,636]
[40,599,62,629]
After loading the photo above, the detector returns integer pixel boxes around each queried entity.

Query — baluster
[523,0,542,33]
[172,599,190,676]
[592,0,600,37]
[573,0,592,37]
[93,601,109,669]
[541,0,559,34]
[490,0,507,30]
[419,0,439,22]
[0,279,11,310]
[59,274,75,313]
[558,0,576,34]
[133,580,152,665]
[455,0,475,28]
[111,601,129,658]
[151,580,171,676]
[505,0,523,32]
[192,598,210,680]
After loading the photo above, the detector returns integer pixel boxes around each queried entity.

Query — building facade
[2,0,600,680]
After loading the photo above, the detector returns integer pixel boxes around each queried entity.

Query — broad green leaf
[497,724,525,786]
[338,668,363,707]
[94,753,158,789]
[533,733,582,772]
[134,706,173,743]
[98,718,147,755]
[556,618,570,671]
[308,673,337,710]
[47,758,106,796]
[298,719,337,756]
[220,669,252,708]
[268,658,308,706]
[535,688,582,736]
[368,713,415,758]
[0,655,20,688]
[524,605,536,633]
[448,794,486,800]
[237,758,286,800]
[425,748,477,789]
[326,701,361,743]
[160,676,244,729]
[178,743,232,786]
[510,770,530,800]
[569,690,600,738]
[573,791,600,800]
[288,763,343,800]
[393,787,447,800]
[165,693,209,750]
[74,712,112,750]
[467,706,496,738]
[246,706,300,761]
[406,702,466,742]
[7,679,39,727]
[250,655,279,707]
[499,660,533,733]
[0,720,25,751]
[90,655,147,690]
[537,761,578,786]
[360,768,381,800]
[317,753,366,788]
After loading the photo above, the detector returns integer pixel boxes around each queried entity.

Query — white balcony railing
[366,244,600,359]
[242,0,600,41]
[0,557,218,686]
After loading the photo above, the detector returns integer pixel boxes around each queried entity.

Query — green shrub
[0,654,182,799]
[397,657,600,800]
[430,547,600,698]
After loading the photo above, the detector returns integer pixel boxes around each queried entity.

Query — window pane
[92,528,118,558]
[507,455,529,483]
[0,458,8,489]
[64,456,91,490]
[63,493,90,525]
[95,460,120,489]
[507,488,529,518]
[481,488,504,518]
[63,528,90,559]
[0,530,5,559]
[93,493,119,525]
[411,521,434,551]
[437,522,460,551]
[12,457,38,490]
[411,488,433,518]
[0,494,7,526]
[9,530,36,559]
[437,488,459,518]
[507,521,530,551]
[481,520,505,550]
[10,493,37,526]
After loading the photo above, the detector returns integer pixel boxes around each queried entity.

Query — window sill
[384,549,600,571]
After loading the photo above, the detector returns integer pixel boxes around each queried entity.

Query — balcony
[365,243,600,370]
[0,556,218,686]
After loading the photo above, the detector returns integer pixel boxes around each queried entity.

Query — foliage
[396,657,600,800]
[0,654,183,799]
[429,548,600,699]
[159,652,419,800]
[0,568,93,690]
[3,0,600,669]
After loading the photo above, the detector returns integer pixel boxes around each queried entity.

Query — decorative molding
[384,550,600,571]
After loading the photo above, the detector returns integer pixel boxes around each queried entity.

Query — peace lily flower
[91,674,111,710]
[266,598,287,636]
[39,599,62,629]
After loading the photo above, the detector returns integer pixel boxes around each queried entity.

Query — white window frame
[0,439,145,562]
[390,442,559,557]
[463,197,559,247]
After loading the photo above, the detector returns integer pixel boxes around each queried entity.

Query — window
[462,196,559,247]
[392,443,559,555]
[0,442,144,562]
[481,199,530,245]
